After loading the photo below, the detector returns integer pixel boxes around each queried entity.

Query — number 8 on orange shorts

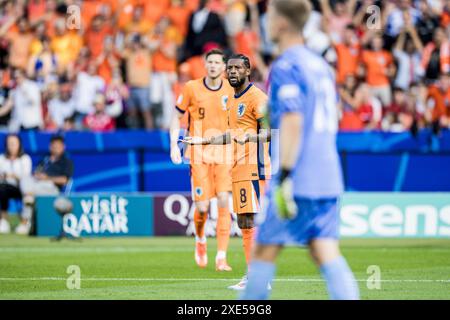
[232,180,266,214]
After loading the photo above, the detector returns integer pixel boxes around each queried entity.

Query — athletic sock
[240,260,275,300]
[241,228,255,265]
[216,207,231,254]
[320,256,360,300]
[193,209,207,239]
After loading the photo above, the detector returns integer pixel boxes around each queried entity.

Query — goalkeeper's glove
[274,169,298,220]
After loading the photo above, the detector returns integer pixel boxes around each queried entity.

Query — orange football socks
[216,207,231,253]
[194,209,207,240]
[241,228,255,265]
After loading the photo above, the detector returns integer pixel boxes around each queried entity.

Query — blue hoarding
[35,194,154,237]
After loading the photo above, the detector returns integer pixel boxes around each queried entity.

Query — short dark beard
[228,77,246,88]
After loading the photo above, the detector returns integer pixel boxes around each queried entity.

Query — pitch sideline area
[0,235,449,300]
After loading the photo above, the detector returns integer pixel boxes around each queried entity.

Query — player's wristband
[279,168,292,184]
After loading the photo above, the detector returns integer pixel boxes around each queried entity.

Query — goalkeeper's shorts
[255,196,339,246]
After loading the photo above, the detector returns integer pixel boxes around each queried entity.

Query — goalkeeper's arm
[275,112,303,219]
[279,112,303,177]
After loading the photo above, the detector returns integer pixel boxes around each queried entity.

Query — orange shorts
[232,180,267,214]
[190,163,232,202]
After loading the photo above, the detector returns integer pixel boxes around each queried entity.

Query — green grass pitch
[0,234,449,300]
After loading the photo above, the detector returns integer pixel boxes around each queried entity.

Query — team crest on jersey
[195,187,203,196]
[221,95,228,110]
[237,103,246,117]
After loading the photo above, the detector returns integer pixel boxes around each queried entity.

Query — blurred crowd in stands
[0,0,448,133]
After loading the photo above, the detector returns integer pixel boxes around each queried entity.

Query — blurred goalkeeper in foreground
[241,0,359,300]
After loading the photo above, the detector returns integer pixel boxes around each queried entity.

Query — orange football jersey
[176,77,234,164]
[227,83,271,182]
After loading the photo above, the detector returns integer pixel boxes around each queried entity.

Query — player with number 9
[169,49,235,272]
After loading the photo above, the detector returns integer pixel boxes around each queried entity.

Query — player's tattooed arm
[182,132,231,145]
[234,119,271,145]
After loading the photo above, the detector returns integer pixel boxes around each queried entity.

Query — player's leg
[214,164,233,271]
[241,194,288,299]
[238,213,255,266]
[190,164,213,268]
[305,198,359,300]
[309,239,359,300]
[240,244,282,300]
[215,191,232,271]
[228,180,260,290]
[237,180,261,265]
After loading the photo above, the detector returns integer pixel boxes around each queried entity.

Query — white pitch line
[0,277,449,283]
[0,247,193,253]
[1,246,449,253]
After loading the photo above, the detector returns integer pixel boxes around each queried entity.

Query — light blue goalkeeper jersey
[268,44,344,198]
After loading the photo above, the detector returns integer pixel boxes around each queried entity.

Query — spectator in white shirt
[73,61,105,129]
[0,68,43,131]
[393,19,424,90]
[46,82,75,130]
[385,0,422,38]
[0,134,32,234]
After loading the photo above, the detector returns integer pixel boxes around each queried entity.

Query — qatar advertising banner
[153,193,241,237]
[35,194,153,237]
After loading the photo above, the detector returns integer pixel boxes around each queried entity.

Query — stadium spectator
[354,82,383,130]
[392,19,423,91]
[442,0,450,27]
[0,15,33,70]
[320,0,356,44]
[123,33,154,129]
[0,0,447,133]
[232,1,267,78]
[183,0,228,60]
[123,4,153,38]
[0,68,43,131]
[385,0,421,40]
[420,27,450,82]
[224,0,247,40]
[50,19,82,75]
[0,68,11,129]
[426,72,450,131]
[104,71,128,127]
[0,134,32,234]
[26,36,58,90]
[62,114,76,131]
[46,82,75,130]
[29,21,48,56]
[360,32,396,106]
[72,61,105,129]
[333,24,361,85]
[339,75,364,130]
[83,93,115,132]
[84,14,113,59]
[416,0,442,45]
[167,0,192,37]
[95,35,120,85]
[150,16,180,129]
[408,81,428,131]
[304,3,331,57]
[382,87,411,131]
[20,135,74,234]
